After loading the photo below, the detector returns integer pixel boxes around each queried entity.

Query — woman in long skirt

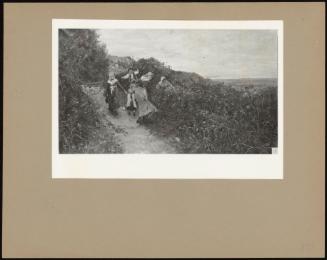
[105,76,119,115]
[122,69,158,121]
[134,83,157,123]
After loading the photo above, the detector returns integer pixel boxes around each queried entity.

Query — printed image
[58,28,278,154]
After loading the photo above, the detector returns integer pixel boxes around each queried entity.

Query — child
[126,83,137,116]
[121,68,140,116]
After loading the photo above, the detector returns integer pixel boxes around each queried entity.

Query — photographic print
[52,20,283,178]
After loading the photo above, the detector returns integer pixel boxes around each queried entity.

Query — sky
[98,29,278,79]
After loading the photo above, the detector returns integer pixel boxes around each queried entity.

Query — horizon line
[108,54,277,80]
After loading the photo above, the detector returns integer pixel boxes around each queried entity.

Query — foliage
[137,58,278,154]
[59,29,118,153]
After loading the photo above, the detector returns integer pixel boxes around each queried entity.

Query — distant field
[210,78,277,94]
[212,77,277,85]
[213,77,277,86]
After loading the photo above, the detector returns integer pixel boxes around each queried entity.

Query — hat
[108,77,117,84]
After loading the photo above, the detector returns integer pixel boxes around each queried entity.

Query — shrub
[137,58,278,154]
[59,29,110,153]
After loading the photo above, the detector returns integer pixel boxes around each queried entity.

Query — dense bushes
[137,58,277,154]
[59,29,111,153]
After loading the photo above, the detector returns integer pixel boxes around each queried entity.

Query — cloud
[98,29,278,79]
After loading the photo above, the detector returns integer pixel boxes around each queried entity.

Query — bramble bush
[59,29,111,153]
[137,58,277,154]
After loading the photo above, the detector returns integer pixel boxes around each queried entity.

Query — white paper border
[52,20,283,179]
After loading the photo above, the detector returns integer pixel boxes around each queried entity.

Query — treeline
[59,29,111,153]
[136,58,278,153]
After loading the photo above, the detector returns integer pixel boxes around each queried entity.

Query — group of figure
[104,68,157,122]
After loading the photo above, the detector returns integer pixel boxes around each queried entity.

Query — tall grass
[59,29,112,153]
[136,58,277,153]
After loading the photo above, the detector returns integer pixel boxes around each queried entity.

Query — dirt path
[84,86,176,154]
[108,108,176,153]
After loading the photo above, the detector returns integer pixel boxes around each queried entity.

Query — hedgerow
[59,29,120,153]
[136,58,277,154]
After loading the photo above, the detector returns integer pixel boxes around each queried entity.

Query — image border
[52,19,284,179]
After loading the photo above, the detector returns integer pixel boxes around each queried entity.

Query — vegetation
[59,33,278,154]
[135,58,278,153]
[59,29,121,153]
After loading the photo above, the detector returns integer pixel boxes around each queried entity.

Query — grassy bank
[59,29,121,153]
[136,58,278,154]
